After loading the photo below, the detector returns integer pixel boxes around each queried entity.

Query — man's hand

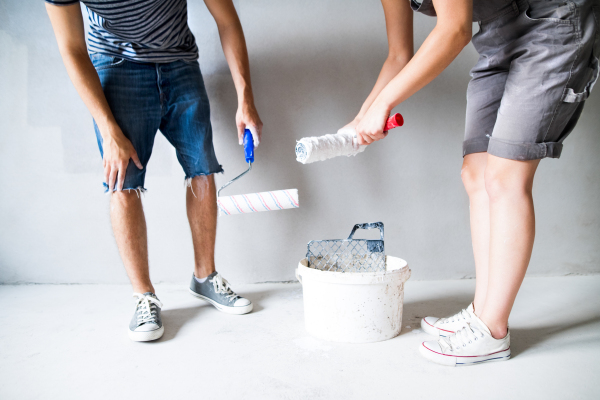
[355,103,390,145]
[236,100,262,147]
[46,3,142,191]
[101,124,143,192]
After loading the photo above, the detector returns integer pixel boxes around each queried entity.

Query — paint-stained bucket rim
[296,256,410,285]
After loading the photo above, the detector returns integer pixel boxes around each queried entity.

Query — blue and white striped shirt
[45,0,199,63]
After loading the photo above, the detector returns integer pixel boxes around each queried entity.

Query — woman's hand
[355,103,391,145]
[236,100,263,148]
[338,117,361,134]
[102,123,143,192]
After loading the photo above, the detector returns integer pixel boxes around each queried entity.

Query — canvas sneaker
[128,292,164,342]
[421,303,476,337]
[189,271,253,315]
[419,314,511,366]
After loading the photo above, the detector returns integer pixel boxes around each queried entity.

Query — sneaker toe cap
[134,323,160,332]
[234,298,251,307]
[422,340,443,354]
[423,316,440,327]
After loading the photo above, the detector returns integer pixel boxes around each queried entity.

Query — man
[46,0,263,341]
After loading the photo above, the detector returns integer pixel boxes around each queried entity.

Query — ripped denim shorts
[91,53,223,192]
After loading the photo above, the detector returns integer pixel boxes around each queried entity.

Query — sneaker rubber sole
[188,289,253,315]
[421,318,455,338]
[128,326,164,342]
[419,342,511,367]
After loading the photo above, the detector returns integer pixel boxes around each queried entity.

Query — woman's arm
[341,0,414,131]
[356,0,473,144]
[204,0,263,146]
[45,3,142,192]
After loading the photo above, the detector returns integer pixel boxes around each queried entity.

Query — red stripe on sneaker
[424,319,454,333]
[421,343,510,358]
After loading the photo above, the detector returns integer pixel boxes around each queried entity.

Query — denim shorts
[91,53,223,192]
[464,0,599,160]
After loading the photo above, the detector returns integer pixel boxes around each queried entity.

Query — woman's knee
[483,158,537,202]
[461,154,486,196]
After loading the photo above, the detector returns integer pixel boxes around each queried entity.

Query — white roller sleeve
[217,189,299,216]
[295,130,366,164]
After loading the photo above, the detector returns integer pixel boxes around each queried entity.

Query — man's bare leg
[186,175,218,279]
[461,153,491,314]
[110,191,154,294]
[479,154,540,338]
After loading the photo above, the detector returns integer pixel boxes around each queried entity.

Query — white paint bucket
[296,256,410,343]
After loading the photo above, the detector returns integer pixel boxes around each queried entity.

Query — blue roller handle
[243,128,254,163]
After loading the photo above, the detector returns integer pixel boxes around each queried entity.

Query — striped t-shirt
[45,0,199,63]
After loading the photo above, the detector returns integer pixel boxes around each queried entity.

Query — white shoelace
[439,307,472,325]
[440,323,485,352]
[210,274,239,302]
[133,293,163,325]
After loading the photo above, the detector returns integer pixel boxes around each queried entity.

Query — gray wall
[1,0,599,284]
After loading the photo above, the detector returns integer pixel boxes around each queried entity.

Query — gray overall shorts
[412,0,599,160]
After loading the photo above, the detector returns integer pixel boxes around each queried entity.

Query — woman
[344,0,598,366]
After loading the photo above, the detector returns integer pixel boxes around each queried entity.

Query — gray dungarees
[412,0,599,160]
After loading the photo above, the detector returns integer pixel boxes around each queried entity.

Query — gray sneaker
[128,292,164,342]
[189,271,253,315]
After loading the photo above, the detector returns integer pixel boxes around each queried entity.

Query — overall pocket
[524,0,577,24]
[561,5,600,103]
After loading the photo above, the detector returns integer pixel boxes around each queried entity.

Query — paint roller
[217,129,299,216]
[295,113,404,164]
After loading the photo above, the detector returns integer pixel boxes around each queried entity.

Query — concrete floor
[1,276,599,399]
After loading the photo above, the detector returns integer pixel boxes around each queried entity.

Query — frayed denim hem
[103,185,147,198]
[183,167,224,198]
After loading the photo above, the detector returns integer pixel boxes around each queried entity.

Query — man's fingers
[131,152,143,170]
[104,163,110,188]
[116,164,126,192]
[247,125,260,148]
[237,123,245,145]
[108,166,118,193]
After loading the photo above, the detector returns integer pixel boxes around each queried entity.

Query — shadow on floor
[510,316,600,357]
[158,286,294,341]
[159,305,209,342]
[400,294,600,357]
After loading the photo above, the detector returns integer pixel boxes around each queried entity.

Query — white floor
[1,276,599,399]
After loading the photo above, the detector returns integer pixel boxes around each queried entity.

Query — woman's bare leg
[461,153,490,314]
[479,154,540,338]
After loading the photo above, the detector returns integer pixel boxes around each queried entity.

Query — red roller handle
[384,113,404,131]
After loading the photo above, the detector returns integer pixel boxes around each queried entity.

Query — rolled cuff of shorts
[463,137,490,157]
[487,137,563,161]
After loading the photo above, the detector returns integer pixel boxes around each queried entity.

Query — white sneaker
[419,314,510,367]
[421,303,475,337]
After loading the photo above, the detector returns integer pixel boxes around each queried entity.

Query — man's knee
[110,189,143,208]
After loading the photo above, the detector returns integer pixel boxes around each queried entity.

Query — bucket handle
[347,222,384,241]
